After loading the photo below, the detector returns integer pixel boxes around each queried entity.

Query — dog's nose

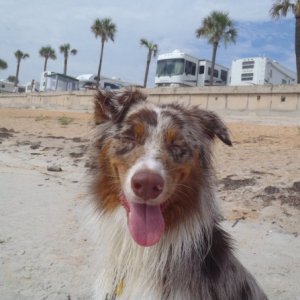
[131,171,164,200]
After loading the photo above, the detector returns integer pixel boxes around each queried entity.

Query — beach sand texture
[0,108,299,300]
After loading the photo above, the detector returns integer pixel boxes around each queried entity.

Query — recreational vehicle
[230,57,296,86]
[0,80,16,93]
[155,50,229,87]
[76,74,135,90]
[0,80,25,93]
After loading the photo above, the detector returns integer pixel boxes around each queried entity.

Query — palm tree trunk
[143,51,151,88]
[44,57,48,72]
[295,16,300,83]
[64,55,68,75]
[210,42,218,86]
[96,40,105,90]
[15,59,20,87]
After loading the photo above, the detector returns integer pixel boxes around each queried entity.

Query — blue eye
[168,144,191,162]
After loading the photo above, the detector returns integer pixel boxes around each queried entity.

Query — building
[39,71,79,92]
[155,50,229,87]
[230,57,296,86]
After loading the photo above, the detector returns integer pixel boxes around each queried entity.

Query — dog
[90,89,268,300]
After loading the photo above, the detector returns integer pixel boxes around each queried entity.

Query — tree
[270,0,300,83]
[14,50,29,87]
[59,43,77,75]
[196,11,237,85]
[39,46,57,71]
[140,39,158,88]
[91,18,117,89]
[7,75,16,83]
[0,59,8,71]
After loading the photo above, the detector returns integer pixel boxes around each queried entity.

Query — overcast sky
[0,0,295,86]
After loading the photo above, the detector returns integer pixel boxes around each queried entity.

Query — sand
[0,108,299,300]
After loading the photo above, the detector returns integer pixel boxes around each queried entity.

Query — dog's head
[93,89,231,247]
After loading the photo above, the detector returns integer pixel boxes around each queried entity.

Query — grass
[35,115,50,122]
[57,115,74,126]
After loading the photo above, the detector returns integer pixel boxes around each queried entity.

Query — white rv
[0,80,16,93]
[0,80,25,93]
[76,74,135,90]
[155,50,229,87]
[230,57,296,86]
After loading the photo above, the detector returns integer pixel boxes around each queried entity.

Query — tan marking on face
[133,122,146,141]
[164,128,179,145]
[93,141,120,212]
[162,153,202,230]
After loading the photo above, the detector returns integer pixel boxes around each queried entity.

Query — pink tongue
[128,202,165,247]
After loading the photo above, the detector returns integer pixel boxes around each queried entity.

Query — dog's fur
[90,89,268,300]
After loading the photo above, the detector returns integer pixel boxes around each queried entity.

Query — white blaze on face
[122,109,169,247]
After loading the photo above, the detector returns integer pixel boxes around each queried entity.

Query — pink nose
[131,171,164,200]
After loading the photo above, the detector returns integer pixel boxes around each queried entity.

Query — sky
[0,0,295,87]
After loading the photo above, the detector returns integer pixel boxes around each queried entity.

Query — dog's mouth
[119,194,165,247]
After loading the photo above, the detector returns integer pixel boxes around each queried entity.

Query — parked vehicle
[155,50,229,87]
[76,74,135,90]
[230,57,296,86]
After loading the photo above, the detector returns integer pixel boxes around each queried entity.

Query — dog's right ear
[94,90,117,125]
[94,89,146,125]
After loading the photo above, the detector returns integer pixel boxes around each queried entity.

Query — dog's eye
[168,144,190,162]
[114,136,137,155]
[120,136,136,144]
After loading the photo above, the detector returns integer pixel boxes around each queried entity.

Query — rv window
[241,73,254,81]
[199,65,205,74]
[104,82,120,90]
[156,59,185,76]
[220,70,228,82]
[208,68,219,78]
[185,61,196,76]
[242,61,255,69]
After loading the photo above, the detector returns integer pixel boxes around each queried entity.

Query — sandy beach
[0,108,299,300]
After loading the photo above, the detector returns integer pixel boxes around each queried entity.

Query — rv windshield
[156,59,185,77]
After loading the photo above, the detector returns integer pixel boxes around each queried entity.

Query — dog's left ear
[94,88,147,125]
[190,108,232,146]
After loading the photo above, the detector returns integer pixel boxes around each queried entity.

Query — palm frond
[0,59,8,70]
[195,10,237,47]
[91,17,117,42]
[270,0,295,19]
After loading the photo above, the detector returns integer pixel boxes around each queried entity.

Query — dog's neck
[94,186,222,299]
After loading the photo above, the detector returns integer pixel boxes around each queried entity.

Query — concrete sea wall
[0,85,300,116]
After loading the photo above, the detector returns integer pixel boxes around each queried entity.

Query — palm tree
[270,0,300,83]
[91,18,117,89]
[39,46,57,71]
[59,43,77,75]
[196,11,237,85]
[0,59,8,71]
[7,75,16,83]
[14,50,29,87]
[140,39,158,88]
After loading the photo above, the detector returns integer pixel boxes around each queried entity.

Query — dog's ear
[94,88,147,125]
[189,108,232,146]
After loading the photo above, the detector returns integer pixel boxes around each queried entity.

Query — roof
[46,72,79,81]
